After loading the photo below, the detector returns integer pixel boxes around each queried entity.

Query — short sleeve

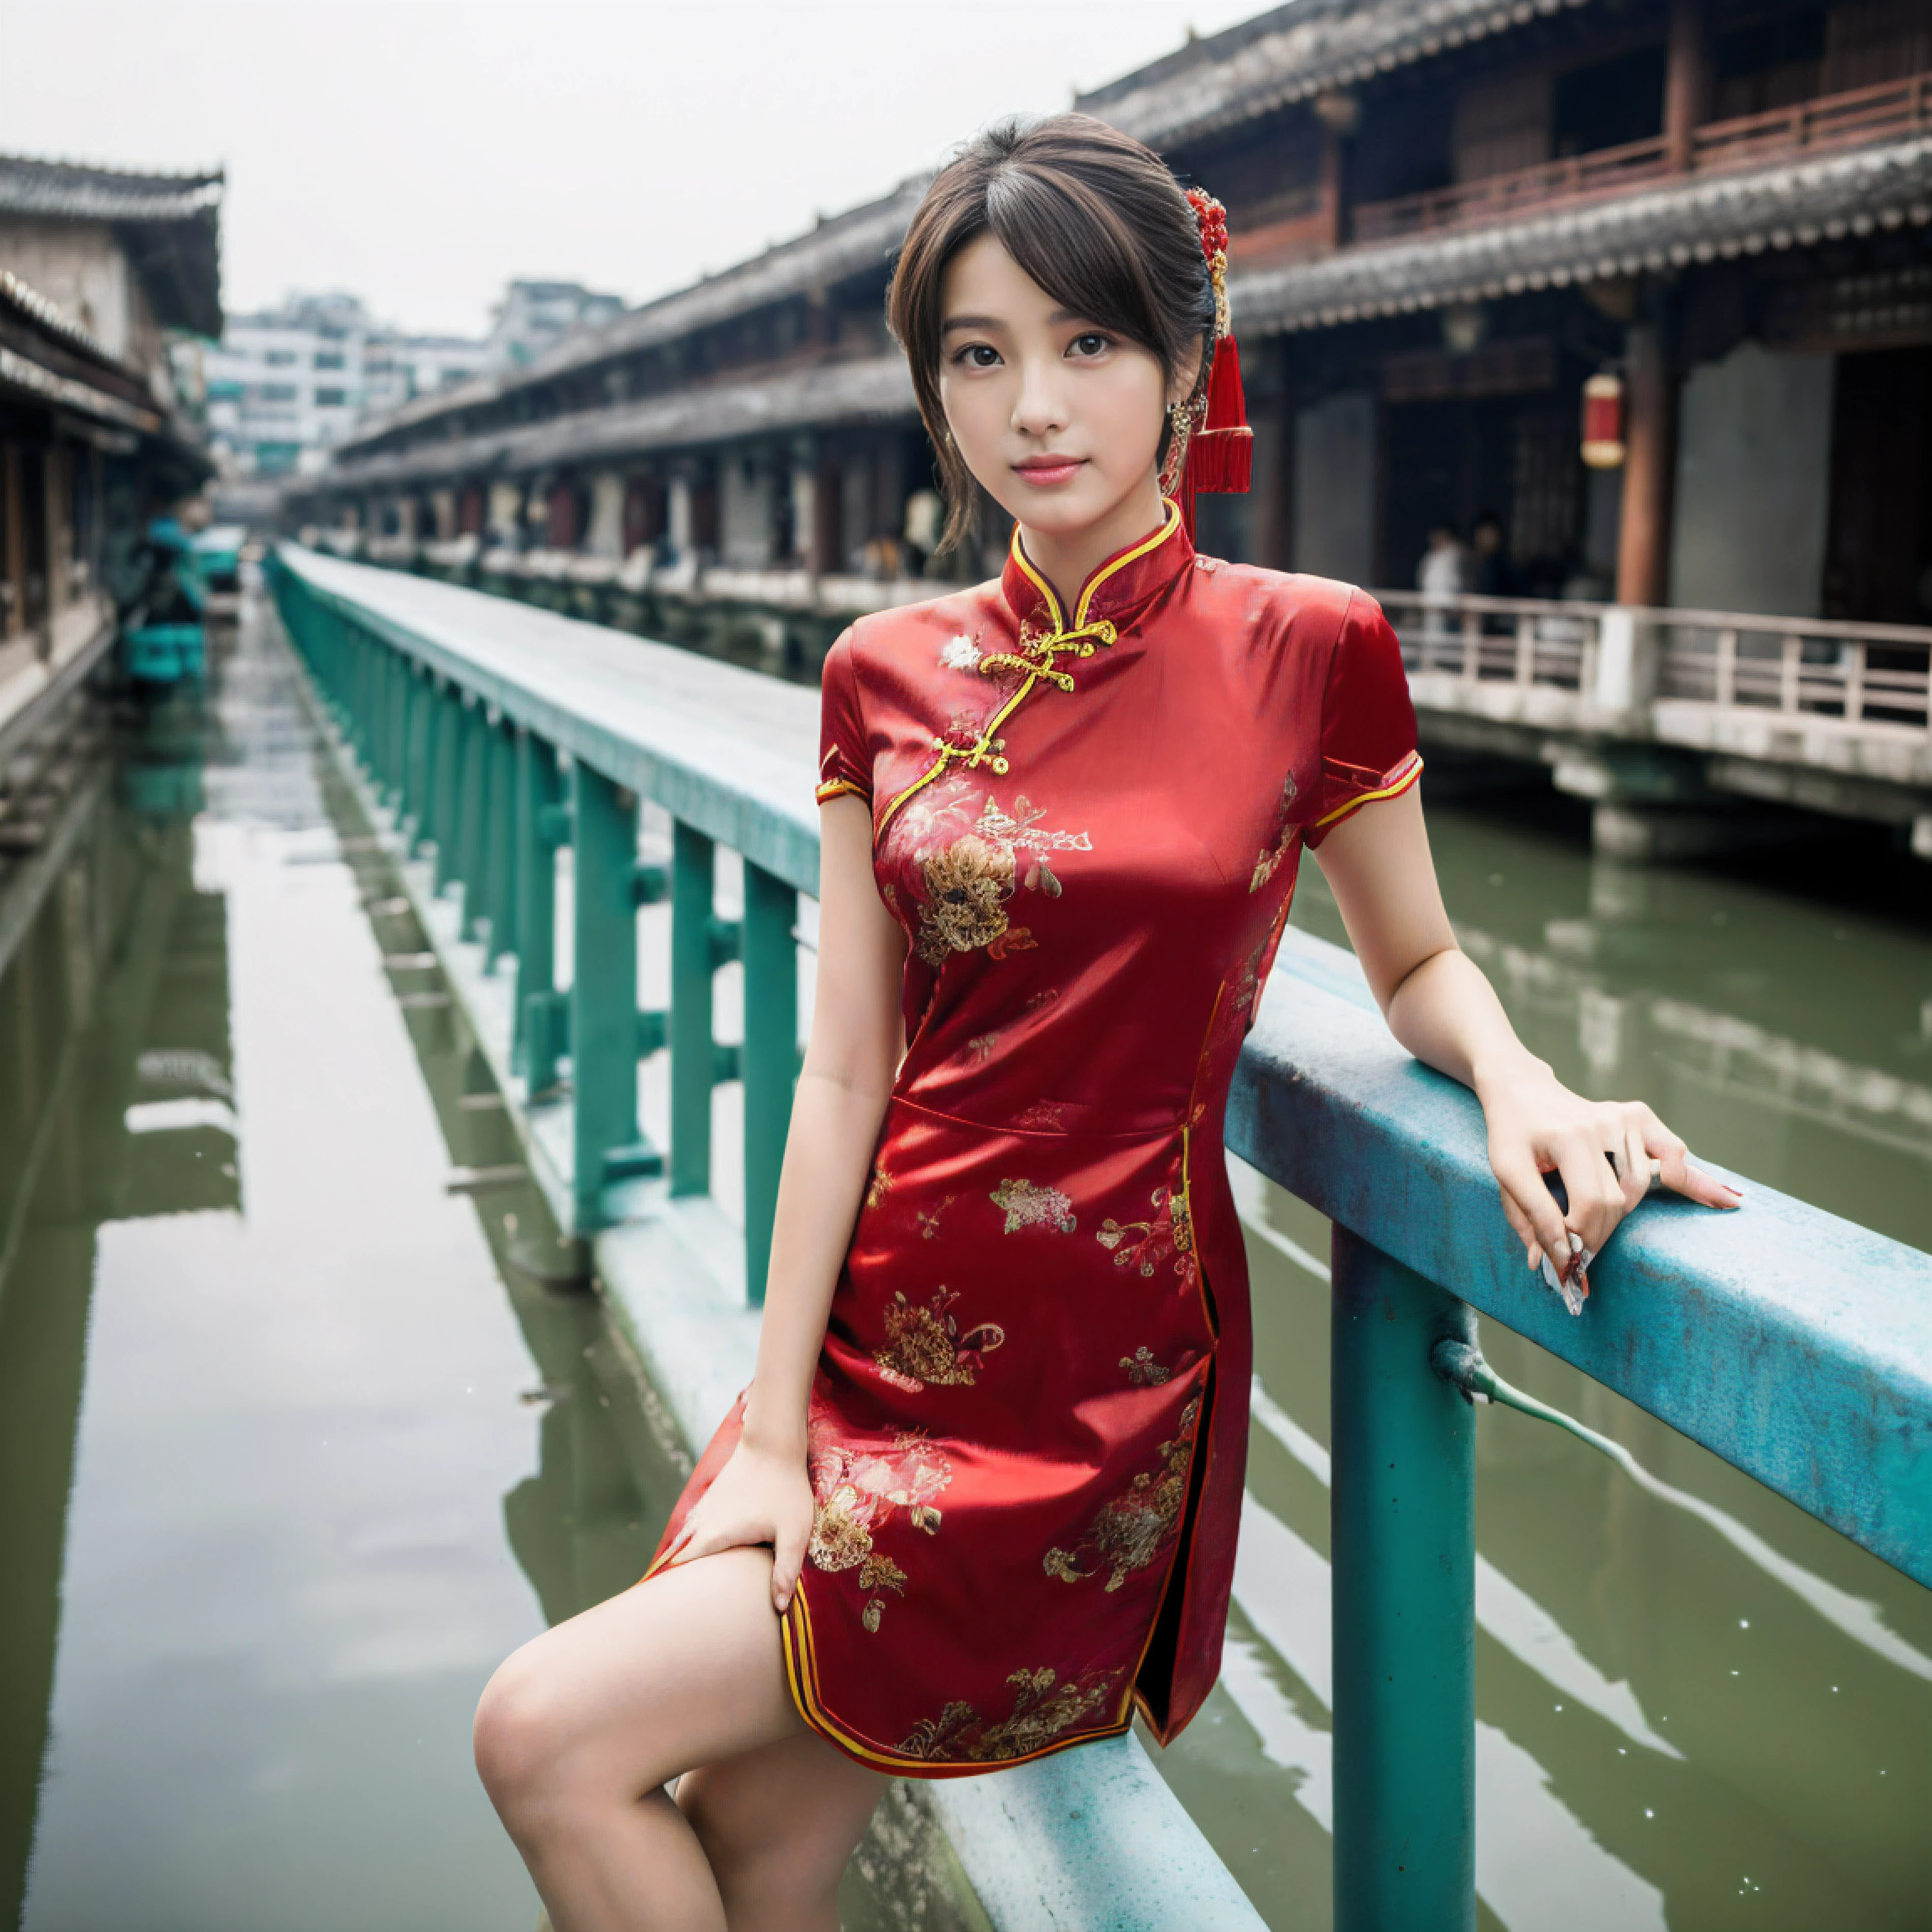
[815,628,872,805]
[1305,592,1422,848]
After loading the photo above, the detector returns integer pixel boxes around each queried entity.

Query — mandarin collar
[999,498,1193,638]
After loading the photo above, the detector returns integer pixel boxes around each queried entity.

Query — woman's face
[937,231,1195,547]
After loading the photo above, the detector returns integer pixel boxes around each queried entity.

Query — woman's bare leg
[678,1732,889,1932]
[473,1546,884,1931]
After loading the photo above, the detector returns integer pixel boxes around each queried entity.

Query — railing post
[741,861,798,1304]
[403,662,432,847]
[1331,1225,1477,1932]
[372,643,394,800]
[386,646,409,805]
[1845,640,1866,723]
[570,764,641,1228]
[512,727,566,1092]
[485,717,518,968]
[670,821,720,1198]
[432,680,463,892]
[456,696,487,940]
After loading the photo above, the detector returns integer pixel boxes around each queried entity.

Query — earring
[1159,399,1192,495]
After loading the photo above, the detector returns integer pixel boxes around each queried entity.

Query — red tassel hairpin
[1163,188,1252,538]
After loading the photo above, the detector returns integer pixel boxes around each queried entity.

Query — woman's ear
[1168,339,1206,408]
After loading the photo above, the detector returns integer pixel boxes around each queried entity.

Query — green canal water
[0,591,1926,1929]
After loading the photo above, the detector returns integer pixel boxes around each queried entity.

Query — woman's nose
[1011,358,1069,439]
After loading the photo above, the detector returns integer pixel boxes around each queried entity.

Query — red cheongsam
[646,500,1421,1776]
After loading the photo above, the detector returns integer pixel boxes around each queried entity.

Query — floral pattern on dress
[1095,1180,1193,1283]
[972,794,1091,897]
[1042,1394,1201,1593]
[1120,1346,1172,1386]
[989,1177,1077,1234]
[897,1664,1122,1764]
[915,836,1015,967]
[897,781,1090,970]
[871,1286,1006,1393]
[1249,770,1301,893]
[1187,936,1269,1129]
[807,1424,954,1633]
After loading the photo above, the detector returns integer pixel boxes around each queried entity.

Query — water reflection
[0,597,982,1932]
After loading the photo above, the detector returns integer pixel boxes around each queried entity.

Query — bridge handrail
[1373,585,1932,651]
[265,540,1932,1930]
[1235,927,1932,1586]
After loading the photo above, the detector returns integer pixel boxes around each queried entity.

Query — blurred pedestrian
[1469,509,1511,597]
[1419,521,1465,660]
[1419,522,1465,599]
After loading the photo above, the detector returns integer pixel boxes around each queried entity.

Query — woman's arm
[1313,788,1738,1278]
[659,792,908,1611]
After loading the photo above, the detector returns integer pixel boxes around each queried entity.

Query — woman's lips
[1012,457,1086,488]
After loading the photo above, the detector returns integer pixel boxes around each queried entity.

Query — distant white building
[205,292,487,478]
[486,280,623,372]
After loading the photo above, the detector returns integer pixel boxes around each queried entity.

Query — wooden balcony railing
[1355,135,1672,246]
[1373,588,1932,738]
[1353,68,1932,247]
[1653,608,1932,731]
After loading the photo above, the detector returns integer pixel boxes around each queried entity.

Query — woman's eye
[1069,332,1111,358]
[956,344,1001,369]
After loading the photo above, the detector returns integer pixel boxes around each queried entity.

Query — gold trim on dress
[779,1577,1137,1776]
[1312,750,1425,831]
[875,503,1185,843]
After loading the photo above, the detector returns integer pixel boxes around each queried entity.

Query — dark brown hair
[887,113,1215,554]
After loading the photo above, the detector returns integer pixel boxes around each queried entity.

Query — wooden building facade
[291,0,1931,640]
[1,155,222,754]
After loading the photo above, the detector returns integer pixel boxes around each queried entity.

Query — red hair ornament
[1161,187,1252,538]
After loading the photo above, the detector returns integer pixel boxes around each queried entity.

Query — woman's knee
[473,1644,583,1825]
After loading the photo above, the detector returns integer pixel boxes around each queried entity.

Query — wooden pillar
[41,448,65,646]
[1,444,21,639]
[1250,365,1296,572]
[1663,0,1705,172]
[812,453,842,576]
[1319,129,1343,251]
[1616,321,1677,609]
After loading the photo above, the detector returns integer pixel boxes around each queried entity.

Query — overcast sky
[0,1,1265,339]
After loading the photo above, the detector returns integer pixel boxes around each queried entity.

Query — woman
[473,115,1737,1932]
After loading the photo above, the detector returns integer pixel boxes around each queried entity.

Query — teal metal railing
[267,542,1932,1932]
[268,543,807,1298]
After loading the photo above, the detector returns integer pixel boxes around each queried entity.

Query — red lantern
[1582,372,1625,469]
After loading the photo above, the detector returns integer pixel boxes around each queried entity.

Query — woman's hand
[1315,789,1743,1300]
[1478,1057,1742,1279]
[659,1433,817,1616]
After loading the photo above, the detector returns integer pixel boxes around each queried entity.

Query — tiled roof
[1077,0,1593,151]
[1234,134,1932,332]
[341,182,926,458]
[0,154,223,223]
[0,154,224,336]
[0,267,118,367]
[314,353,917,492]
